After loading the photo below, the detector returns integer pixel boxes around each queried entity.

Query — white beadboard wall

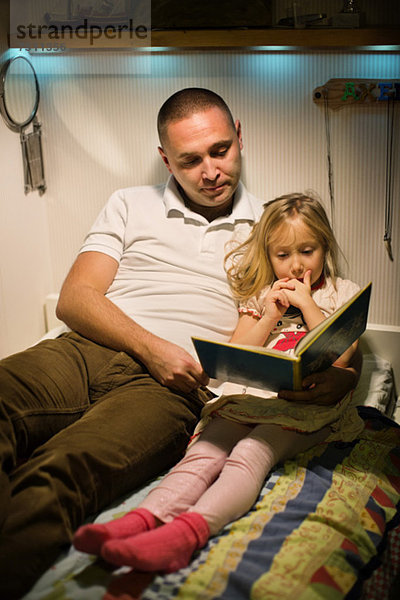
[0,47,399,356]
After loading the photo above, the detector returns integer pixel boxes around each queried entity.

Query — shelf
[10,27,400,51]
[150,27,400,48]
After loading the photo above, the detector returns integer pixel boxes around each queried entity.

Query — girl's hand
[261,279,291,321]
[273,271,325,331]
[280,270,313,310]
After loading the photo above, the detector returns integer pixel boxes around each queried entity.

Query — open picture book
[192,281,372,392]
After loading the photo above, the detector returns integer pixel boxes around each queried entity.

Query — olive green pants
[0,332,208,598]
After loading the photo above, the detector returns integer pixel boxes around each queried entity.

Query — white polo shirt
[80,176,263,357]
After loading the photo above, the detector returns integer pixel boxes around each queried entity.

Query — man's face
[159,107,243,215]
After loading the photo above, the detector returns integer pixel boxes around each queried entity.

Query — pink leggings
[140,417,329,535]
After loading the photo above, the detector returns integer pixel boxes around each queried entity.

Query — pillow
[351,353,394,414]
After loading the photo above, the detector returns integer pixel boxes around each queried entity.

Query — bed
[24,327,400,600]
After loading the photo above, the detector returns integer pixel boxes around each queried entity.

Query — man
[0,88,360,598]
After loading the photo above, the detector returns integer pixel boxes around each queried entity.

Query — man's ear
[235,120,243,151]
[158,146,173,173]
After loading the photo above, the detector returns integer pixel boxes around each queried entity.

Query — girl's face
[268,216,325,285]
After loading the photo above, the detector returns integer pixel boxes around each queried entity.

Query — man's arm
[56,251,209,392]
[278,346,363,406]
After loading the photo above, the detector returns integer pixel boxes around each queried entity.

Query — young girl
[73,193,365,573]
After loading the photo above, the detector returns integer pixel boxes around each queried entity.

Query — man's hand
[57,252,209,394]
[143,337,210,393]
[278,349,362,406]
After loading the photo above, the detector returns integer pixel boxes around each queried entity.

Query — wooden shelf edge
[151,27,400,48]
[9,27,400,50]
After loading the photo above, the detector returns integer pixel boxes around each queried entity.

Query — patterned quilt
[24,407,400,600]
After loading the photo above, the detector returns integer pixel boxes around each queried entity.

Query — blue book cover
[192,282,371,392]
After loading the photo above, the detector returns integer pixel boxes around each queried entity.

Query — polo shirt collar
[163,176,257,225]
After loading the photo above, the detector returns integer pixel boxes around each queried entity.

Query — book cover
[192,282,372,392]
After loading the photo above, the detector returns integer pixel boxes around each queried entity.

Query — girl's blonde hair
[225,193,342,301]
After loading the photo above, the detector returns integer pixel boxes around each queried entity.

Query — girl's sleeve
[238,288,270,319]
[336,279,361,309]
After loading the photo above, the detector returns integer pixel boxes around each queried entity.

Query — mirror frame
[0,56,40,133]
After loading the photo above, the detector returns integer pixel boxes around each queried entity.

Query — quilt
[25,407,400,600]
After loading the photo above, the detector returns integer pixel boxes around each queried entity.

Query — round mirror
[0,57,39,132]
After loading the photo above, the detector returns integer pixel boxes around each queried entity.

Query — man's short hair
[157,88,236,147]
